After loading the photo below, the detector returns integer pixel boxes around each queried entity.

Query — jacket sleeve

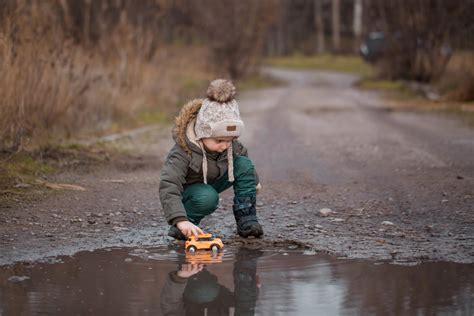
[233,140,260,184]
[159,146,190,225]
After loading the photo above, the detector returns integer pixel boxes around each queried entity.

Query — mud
[1,67,473,265]
[1,246,473,315]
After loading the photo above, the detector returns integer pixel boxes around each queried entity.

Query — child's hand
[177,263,204,278]
[256,182,262,194]
[177,220,204,237]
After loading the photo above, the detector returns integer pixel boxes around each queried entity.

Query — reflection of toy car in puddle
[185,233,223,252]
[185,249,224,264]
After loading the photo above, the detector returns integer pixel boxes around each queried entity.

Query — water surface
[1,246,473,315]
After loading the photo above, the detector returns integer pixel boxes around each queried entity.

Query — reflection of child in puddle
[160,248,262,315]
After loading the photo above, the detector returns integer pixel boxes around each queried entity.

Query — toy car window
[198,237,211,241]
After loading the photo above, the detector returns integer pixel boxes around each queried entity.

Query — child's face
[202,137,234,153]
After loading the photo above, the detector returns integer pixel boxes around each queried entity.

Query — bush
[437,52,474,102]
[366,0,472,83]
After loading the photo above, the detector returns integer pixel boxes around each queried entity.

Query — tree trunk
[83,0,92,46]
[314,0,325,54]
[331,0,340,53]
[59,0,73,32]
[353,0,363,53]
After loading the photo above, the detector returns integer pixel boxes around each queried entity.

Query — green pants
[182,156,257,225]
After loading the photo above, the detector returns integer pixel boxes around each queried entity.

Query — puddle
[1,246,473,315]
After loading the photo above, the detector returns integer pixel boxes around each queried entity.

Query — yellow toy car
[185,233,223,252]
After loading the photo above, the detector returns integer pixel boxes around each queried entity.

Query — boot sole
[239,225,264,238]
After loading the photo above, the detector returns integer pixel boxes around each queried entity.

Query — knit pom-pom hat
[195,79,244,184]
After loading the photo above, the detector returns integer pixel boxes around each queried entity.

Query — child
[159,79,263,240]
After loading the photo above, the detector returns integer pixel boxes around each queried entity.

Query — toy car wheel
[187,245,197,252]
[210,244,220,252]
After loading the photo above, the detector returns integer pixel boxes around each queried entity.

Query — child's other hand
[256,182,262,194]
[177,220,204,237]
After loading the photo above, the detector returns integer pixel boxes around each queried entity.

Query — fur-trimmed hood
[173,98,204,155]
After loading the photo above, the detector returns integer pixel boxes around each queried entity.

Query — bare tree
[314,0,325,54]
[366,0,472,82]
[185,0,279,78]
[331,0,340,52]
[353,0,362,52]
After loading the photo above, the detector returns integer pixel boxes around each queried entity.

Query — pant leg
[234,248,262,315]
[182,183,219,225]
[211,156,257,197]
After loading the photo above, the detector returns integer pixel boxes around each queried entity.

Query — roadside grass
[0,152,55,205]
[0,142,126,206]
[358,79,403,91]
[265,53,373,77]
[357,78,419,100]
[237,72,285,91]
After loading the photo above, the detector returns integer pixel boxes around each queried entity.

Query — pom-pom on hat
[195,79,244,183]
[207,78,236,102]
[195,79,244,140]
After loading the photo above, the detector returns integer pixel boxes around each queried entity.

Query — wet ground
[1,246,473,315]
[2,67,472,265]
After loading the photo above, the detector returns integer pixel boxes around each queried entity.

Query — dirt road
[1,67,473,265]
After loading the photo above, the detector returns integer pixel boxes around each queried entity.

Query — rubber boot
[233,196,263,238]
[234,248,262,314]
[168,225,187,241]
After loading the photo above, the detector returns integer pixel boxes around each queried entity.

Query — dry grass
[0,4,213,151]
[265,54,374,77]
[0,4,216,196]
[436,52,474,102]
[0,11,83,149]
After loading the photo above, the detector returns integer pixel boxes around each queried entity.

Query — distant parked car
[360,32,385,63]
